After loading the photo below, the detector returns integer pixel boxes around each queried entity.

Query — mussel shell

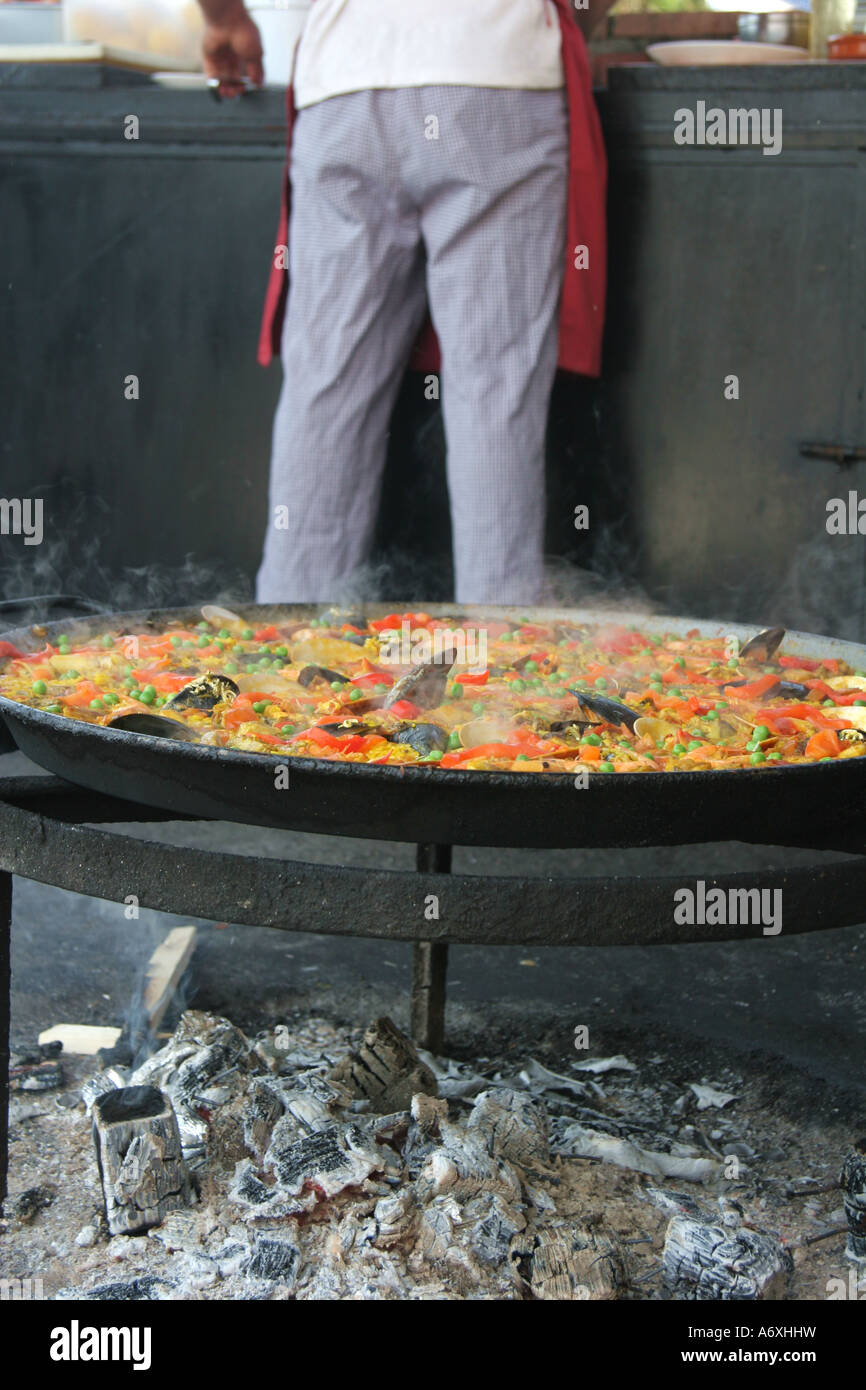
[201,604,243,629]
[166,673,240,711]
[567,689,639,732]
[297,664,346,688]
[390,723,449,755]
[383,653,457,710]
[633,716,674,742]
[739,627,785,662]
[108,712,198,742]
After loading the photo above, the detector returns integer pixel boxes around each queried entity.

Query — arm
[196,0,264,89]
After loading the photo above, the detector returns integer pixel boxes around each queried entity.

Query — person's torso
[292,0,565,110]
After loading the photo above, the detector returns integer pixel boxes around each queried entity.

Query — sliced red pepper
[351,671,394,688]
[254,625,281,642]
[369,613,405,633]
[387,699,422,719]
[597,627,646,655]
[0,641,23,660]
[724,673,781,700]
[452,670,489,686]
[60,680,104,708]
[778,655,821,672]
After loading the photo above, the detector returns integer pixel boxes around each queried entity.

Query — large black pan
[1,602,864,850]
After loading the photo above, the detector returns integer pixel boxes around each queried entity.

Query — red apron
[257,0,607,378]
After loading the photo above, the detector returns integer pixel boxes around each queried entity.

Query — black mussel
[319,608,368,631]
[567,688,640,732]
[383,648,458,710]
[340,633,368,646]
[108,712,198,742]
[166,673,240,711]
[778,680,809,698]
[389,723,449,756]
[546,720,591,738]
[297,664,347,687]
[739,627,785,663]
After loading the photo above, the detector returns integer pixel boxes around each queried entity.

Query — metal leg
[412,844,451,1053]
[0,870,11,1212]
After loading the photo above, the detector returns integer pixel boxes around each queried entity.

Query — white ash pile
[53,1010,805,1301]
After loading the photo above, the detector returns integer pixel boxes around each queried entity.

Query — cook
[196,0,612,605]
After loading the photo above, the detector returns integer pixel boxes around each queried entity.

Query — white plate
[647,40,811,66]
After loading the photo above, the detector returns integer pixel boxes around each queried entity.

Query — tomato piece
[60,681,104,708]
[453,670,489,686]
[254,625,281,641]
[805,729,841,759]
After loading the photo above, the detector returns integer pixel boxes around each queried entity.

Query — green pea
[252,701,267,714]
[155,696,166,708]
[349,688,362,702]
[594,677,608,690]
[423,749,444,762]
[714,701,728,709]
[524,660,538,673]
[45,703,62,714]
[225,663,238,674]
[672,743,686,754]
[197,635,210,648]
[753,725,771,742]
[855,700,866,707]
[687,740,702,750]
[280,724,296,735]
[101,635,114,648]
[241,628,254,640]
[447,731,461,750]
[600,761,615,772]
[582,733,602,747]
[32,680,47,696]
[374,683,388,694]
[65,669,80,679]
[218,629,231,639]
[768,752,782,760]
[182,640,194,649]
[170,636,182,647]
[511,679,526,693]
[554,687,569,698]
[649,672,662,682]
[676,657,685,668]
[650,681,663,693]
[197,621,209,631]
[89,698,104,710]
[515,754,531,762]
[274,646,289,658]
[669,687,683,698]
[472,701,484,715]
[330,680,344,691]
[819,756,835,762]
[750,751,765,764]
[139,686,156,705]
[823,699,834,707]
[650,635,662,645]
[103,692,119,705]
[710,660,720,668]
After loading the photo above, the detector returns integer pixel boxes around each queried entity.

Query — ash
[2,1011,861,1301]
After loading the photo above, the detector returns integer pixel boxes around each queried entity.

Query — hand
[201,2,264,96]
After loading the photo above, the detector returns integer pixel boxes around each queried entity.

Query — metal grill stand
[2,773,866,1208]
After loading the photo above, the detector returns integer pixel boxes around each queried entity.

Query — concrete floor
[3,749,865,1097]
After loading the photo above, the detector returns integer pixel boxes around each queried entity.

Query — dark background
[1,64,864,634]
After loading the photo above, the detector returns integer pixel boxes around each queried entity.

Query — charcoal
[12,1184,55,1224]
[467,1089,550,1170]
[243,1080,285,1158]
[371,1189,419,1249]
[68,1276,171,1301]
[841,1143,866,1259]
[526,1225,626,1301]
[10,1057,63,1093]
[264,1123,381,1199]
[92,1085,194,1236]
[328,1017,437,1114]
[81,1069,127,1114]
[663,1214,793,1300]
[466,1191,526,1267]
[246,1237,300,1285]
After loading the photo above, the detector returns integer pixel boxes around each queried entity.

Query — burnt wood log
[663,1214,792,1300]
[328,1016,437,1114]
[92,1085,193,1236]
[841,1143,866,1259]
